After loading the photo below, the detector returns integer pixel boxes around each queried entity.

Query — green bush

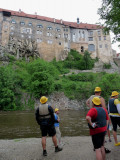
[1,51,120,111]
[30,71,55,98]
[0,66,17,110]
[63,50,95,70]
[103,63,111,69]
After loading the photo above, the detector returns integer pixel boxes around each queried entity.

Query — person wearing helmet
[86,97,109,160]
[86,87,111,153]
[108,91,120,146]
[35,96,62,156]
[54,108,63,148]
[86,87,106,109]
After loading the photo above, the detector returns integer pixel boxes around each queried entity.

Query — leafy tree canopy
[98,0,120,42]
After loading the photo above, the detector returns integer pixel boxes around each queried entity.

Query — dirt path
[0,135,120,160]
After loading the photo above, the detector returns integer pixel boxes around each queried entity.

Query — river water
[0,110,89,139]
[1,110,118,139]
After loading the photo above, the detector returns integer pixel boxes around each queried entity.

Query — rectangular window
[47,27,52,30]
[37,38,42,43]
[88,31,93,36]
[20,22,25,25]
[10,32,14,35]
[73,35,76,42]
[28,23,32,26]
[36,30,39,34]
[64,34,68,38]
[11,19,16,24]
[104,36,106,40]
[82,31,85,38]
[88,37,93,41]
[36,30,42,34]
[64,28,68,32]
[99,44,102,48]
[56,28,61,32]
[26,28,31,34]
[28,35,31,39]
[21,28,31,34]
[79,31,81,38]
[88,44,95,52]
[105,44,108,48]
[47,40,53,44]
[98,30,101,35]
[37,24,43,28]
[99,36,101,41]
[10,26,15,30]
[47,32,52,36]
[21,35,24,38]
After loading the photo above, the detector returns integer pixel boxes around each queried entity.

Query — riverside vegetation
[0,49,120,111]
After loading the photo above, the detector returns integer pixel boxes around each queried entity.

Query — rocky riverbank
[0,135,120,160]
[35,92,87,110]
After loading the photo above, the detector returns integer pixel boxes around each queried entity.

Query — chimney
[35,12,37,15]
[77,18,80,24]
[19,9,22,13]
[54,18,56,23]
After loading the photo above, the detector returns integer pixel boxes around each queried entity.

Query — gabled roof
[0,8,102,30]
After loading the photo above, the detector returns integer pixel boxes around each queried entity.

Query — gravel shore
[0,135,120,160]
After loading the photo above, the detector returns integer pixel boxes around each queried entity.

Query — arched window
[82,31,85,38]
[81,46,84,52]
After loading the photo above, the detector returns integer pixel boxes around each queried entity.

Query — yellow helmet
[94,87,101,92]
[111,91,119,97]
[40,96,48,104]
[92,97,101,105]
[55,108,59,112]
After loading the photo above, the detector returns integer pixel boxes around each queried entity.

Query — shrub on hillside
[0,66,17,110]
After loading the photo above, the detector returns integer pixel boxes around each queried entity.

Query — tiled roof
[0,8,102,30]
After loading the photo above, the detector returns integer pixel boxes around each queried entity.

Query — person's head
[94,87,101,95]
[55,108,59,114]
[92,97,101,107]
[111,91,119,99]
[40,96,48,104]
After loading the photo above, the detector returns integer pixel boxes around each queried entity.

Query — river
[0,110,117,139]
[0,110,89,139]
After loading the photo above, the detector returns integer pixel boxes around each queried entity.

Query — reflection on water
[0,110,116,139]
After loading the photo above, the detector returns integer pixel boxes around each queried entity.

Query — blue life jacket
[54,113,59,127]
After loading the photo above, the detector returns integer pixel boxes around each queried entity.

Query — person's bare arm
[86,98,90,107]
[100,97,106,108]
[86,116,97,128]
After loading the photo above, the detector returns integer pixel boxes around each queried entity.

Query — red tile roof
[0,8,102,30]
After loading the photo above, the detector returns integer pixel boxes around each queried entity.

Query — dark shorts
[92,131,106,149]
[40,124,56,137]
[110,116,120,132]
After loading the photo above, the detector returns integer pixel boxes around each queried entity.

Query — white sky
[1,0,120,53]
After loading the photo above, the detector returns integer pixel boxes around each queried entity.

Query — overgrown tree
[98,0,120,42]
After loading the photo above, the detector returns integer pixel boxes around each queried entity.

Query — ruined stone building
[0,8,113,63]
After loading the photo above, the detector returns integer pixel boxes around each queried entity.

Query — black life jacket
[108,98,118,114]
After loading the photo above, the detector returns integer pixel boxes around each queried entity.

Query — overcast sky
[1,0,120,52]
